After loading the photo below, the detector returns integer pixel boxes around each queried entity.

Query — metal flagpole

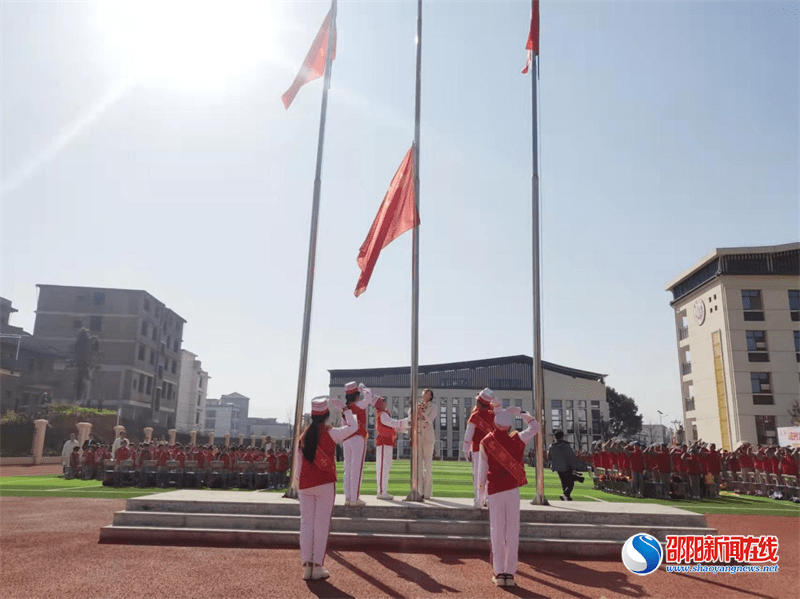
[406,0,424,503]
[285,0,338,499]
[530,47,548,506]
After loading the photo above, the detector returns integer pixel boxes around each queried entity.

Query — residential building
[1,297,65,414]
[666,242,800,448]
[328,355,607,459]
[221,392,250,431]
[248,417,292,441]
[204,397,240,440]
[33,285,186,430]
[175,350,209,434]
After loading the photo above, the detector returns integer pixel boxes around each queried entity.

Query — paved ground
[1,495,797,599]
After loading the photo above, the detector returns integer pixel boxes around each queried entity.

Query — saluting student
[478,408,540,588]
[341,381,375,506]
[297,397,358,581]
[373,395,409,500]
[462,388,498,508]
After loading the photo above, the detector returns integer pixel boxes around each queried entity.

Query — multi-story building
[204,397,240,440]
[666,242,800,448]
[220,392,249,433]
[247,417,292,441]
[33,285,186,430]
[328,355,607,459]
[633,424,672,446]
[175,350,209,434]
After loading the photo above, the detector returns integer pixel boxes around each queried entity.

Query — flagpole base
[530,493,549,506]
[405,490,424,502]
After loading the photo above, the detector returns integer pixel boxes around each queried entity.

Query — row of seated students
[579,439,799,501]
[65,440,290,489]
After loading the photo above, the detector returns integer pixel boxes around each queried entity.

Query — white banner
[777,426,800,448]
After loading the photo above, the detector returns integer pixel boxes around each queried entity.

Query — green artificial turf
[2,460,798,517]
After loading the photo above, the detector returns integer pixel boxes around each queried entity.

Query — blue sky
[2,1,797,428]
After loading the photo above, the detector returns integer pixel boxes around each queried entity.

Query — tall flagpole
[406,0,424,503]
[286,0,338,499]
[530,17,548,506]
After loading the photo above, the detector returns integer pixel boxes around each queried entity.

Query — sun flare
[97,0,282,88]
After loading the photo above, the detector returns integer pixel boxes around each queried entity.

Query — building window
[141,321,148,336]
[199,378,203,389]
[146,376,152,394]
[149,351,155,365]
[746,330,769,362]
[173,340,179,352]
[90,316,102,332]
[750,372,773,405]
[755,415,777,445]
[139,373,145,392]
[198,393,202,406]
[790,290,800,321]
[171,360,177,374]
[138,345,145,361]
[451,404,458,430]
[440,404,447,430]
[73,320,83,329]
[93,292,105,306]
[685,396,695,411]
[795,330,800,362]
[151,327,157,341]
[206,419,216,429]
[741,290,764,321]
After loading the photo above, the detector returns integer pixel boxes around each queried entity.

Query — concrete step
[111,510,714,542]
[98,525,627,557]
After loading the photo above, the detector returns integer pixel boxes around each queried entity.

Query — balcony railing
[682,361,692,375]
[685,396,695,411]
[678,326,689,340]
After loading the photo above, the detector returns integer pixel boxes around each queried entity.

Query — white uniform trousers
[376,445,394,496]
[487,487,521,576]
[298,482,335,566]
[469,451,486,503]
[420,427,435,498]
[343,435,366,501]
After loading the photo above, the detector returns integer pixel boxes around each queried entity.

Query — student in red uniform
[373,395,408,500]
[298,397,358,581]
[276,447,289,489]
[341,381,375,507]
[266,449,277,489]
[462,388,498,508]
[68,446,81,479]
[627,443,646,497]
[81,444,95,480]
[478,408,540,587]
[682,448,703,499]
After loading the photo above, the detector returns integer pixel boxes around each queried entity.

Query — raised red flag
[282,9,337,109]
[522,0,539,74]
[354,146,419,298]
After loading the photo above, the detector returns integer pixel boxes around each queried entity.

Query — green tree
[605,386,643,440]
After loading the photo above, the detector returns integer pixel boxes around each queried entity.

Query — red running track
[0,496,797,599]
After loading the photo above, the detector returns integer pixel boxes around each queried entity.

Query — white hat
[494,410,513,430]
[311,397,330,415]
[344,381,358,394]
[477,388,495,406]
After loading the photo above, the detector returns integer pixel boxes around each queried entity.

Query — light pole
[657,410,667,444]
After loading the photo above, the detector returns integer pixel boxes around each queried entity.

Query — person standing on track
[297,396,358,581]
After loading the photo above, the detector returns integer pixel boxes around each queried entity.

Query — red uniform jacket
[344,404,368,441]
[115,446,131,465]
[375,409,397,447]
[299,426,337,490]
[481,429,527,496]
[467,408,496,452]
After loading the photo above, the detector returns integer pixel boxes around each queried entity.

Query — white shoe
[350,499,366,507]
[311,564,330,580]
[473,498,482,508]
[302,563,312,580]
[377,493,394,500]
[492,574,504,587]
[505,575,515,587]
[344,499,352,506]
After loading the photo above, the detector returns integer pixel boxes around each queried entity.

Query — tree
[605,386,643,440]
[70,328,101,406]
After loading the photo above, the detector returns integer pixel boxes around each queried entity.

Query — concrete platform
[100,490,716,557]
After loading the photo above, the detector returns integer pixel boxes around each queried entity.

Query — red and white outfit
[462,389,498,507]
[478,410,539,585]
[297,402,357,573]
[342,382,372,504]
[374,403,408,499]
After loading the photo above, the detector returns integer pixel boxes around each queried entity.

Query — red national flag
[522,0,540,74]
[354,146,419,298]
[282,9,337,109]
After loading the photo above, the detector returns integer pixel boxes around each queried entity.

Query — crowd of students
[579,439,800,501]
[64,437,290,490]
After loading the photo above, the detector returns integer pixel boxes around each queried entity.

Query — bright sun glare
[97,0,281,87]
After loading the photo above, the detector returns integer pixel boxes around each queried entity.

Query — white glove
[506,406,522,416]
[398,418,410,434]
[520,412,535,424]
[525,417,540,436]
[361,387,374,404]
[329,398,345,411]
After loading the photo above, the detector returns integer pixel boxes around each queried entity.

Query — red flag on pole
[282,9,337,109]
[354,146,419,298]
[522,0,540,74]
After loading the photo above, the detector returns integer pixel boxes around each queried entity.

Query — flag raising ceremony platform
[99,490,715,558]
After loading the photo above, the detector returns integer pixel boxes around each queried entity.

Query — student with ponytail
[297,396,358,581]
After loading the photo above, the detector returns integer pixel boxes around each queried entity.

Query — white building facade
[666,243,800,449]
[204,398,240,440]
[328,355,607,459]
[175,350,209,433]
